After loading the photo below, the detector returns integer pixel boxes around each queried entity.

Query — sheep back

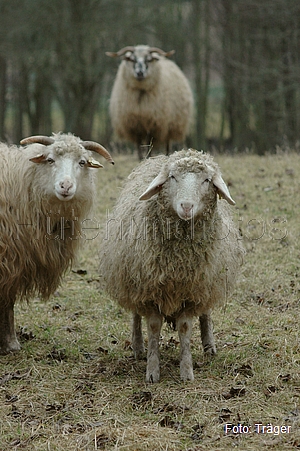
[100,150,243,318]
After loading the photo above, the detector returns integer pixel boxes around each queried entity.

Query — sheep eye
[125,54,135,62]
[203,178,211,184]
[79,159,86,167]
[47,157,55,164]
[169,174,176,181]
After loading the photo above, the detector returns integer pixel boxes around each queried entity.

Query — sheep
[106,45,194,160]
[99,149,244,382]
[0,132,114,355]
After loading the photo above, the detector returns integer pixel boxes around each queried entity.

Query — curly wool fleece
[100,149,244,318]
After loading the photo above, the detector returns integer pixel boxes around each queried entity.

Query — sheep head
[139,150,235,221]
[20,133,114,202]
[21,134,114,166]
[106,45,175,81]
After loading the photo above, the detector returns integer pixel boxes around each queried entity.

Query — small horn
[20,135,55,146]
[105,46,135,58]
[148,47,175,58]
[81,141,114,165]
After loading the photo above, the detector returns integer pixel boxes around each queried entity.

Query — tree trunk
[190,0,211,150]
[0,56,6,140]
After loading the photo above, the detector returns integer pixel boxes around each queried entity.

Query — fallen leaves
[219,408,232,423]
[222,386,246,399]
[233,364,254,377]
[130,390,153,409]
[18,326,35,342]
[47,347,68,361]
[0,369,31,386]
[278,373,292,383]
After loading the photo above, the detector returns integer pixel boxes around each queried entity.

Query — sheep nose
[181,202,194,214]
[60,179,73,192]
[180,202,194,219]
[136,71,145,80]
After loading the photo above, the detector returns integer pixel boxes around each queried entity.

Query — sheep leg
[137,147,143,161]
[0,302,20,354]
[177,313,194,381]
[165,141,170,156]
[137,137,144,161]
[146,312,163,383]
[132,312,145,358]
[199,312,216,356]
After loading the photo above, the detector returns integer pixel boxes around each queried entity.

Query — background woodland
[0,0,300,153]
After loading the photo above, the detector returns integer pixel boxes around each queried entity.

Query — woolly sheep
[99,149,244,382]
[106,45,194,160]
[0,132,114,354]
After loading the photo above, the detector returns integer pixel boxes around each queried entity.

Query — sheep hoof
[0,339,21,355]
[203,344,217,356]
[180,363,194,381]
[180,371,194,382]
[146,369,160,383]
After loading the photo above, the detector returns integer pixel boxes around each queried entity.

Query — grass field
[0,148,299,450]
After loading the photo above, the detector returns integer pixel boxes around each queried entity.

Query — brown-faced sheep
[0,133,114,354]
[106,45,194,160]
[99,149,244,382]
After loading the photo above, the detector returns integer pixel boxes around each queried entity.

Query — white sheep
[0,132,114,354]
[106,45,194,160]
[99,149,244,382]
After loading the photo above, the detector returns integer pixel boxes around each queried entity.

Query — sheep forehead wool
[166,149,216,179]
[124,45,162,62]
[132,45,152,58]
[47,132,87,158]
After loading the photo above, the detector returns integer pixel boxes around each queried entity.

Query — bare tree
[0,0,299,150]
[216,0,300,151]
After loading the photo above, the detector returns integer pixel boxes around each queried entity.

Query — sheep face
[139,155,235,221]
[30,145,97,202]
[167,169,215,220]
[123,46,160,81]
[22,133,113,204]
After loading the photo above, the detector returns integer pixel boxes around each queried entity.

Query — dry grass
[1,149,300,450]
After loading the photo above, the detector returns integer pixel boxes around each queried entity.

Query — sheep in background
[0,133,114,354]
[99,149,244,382]
[106,45,194,160]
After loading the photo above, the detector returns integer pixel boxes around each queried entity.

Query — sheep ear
[87,158,103,168]
[139,172,168,200]
[213,174,235,205]
[29,154,46,163]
